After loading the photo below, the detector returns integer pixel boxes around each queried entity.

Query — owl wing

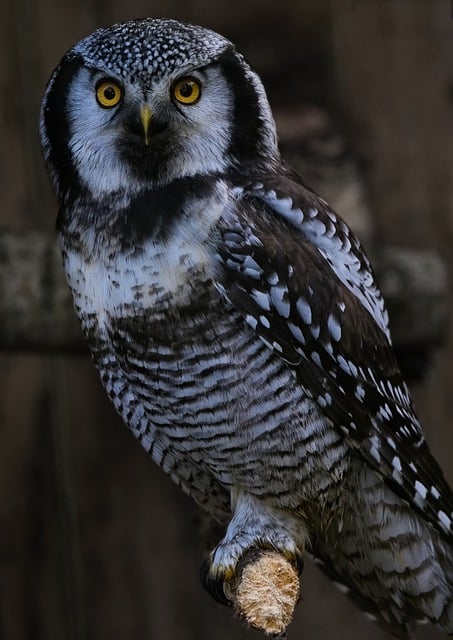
[215,172,453,538]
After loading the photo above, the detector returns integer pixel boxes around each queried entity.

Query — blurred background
[1,1,453,638]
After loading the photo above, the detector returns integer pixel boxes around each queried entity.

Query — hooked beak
[140,105,152,146]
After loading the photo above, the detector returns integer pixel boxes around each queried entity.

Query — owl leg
[201,489,306,604]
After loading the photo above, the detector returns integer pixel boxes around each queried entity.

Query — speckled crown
[73,18,232,83]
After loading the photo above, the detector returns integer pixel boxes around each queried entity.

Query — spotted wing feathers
[216,174,453,538]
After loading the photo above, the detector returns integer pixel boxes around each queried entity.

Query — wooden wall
[1,1,452,639]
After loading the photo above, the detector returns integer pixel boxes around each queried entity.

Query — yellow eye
[173,77,201,105]
[95,80,123,108]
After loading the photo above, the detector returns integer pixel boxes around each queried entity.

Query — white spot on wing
[415,481,428,499]
[287,321,306,345]
[245,314,258,330]
[414,481,428,505]
[355,384,366,401]
[392,458,402,483]
[438,510,452,531]
[337,355,351,374]
[251,289,271,311]
[310,324,320,340]
[296,297,312,324]
[369,434,381,463]
[327,314,341,342]
[270,283,290,318]
[269,194,304,225]
[311,351,321,367]
[242,255,263,279]
[386,436,396,450]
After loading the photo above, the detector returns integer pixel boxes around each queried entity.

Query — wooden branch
[223,549,300,636]
[0,231,448,363]
[0,230,84,352]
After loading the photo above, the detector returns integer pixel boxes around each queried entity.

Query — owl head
[40,18,280,204]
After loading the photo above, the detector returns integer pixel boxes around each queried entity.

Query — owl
[40,18,453,638]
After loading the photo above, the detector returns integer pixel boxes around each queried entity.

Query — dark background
[1,1,453,639]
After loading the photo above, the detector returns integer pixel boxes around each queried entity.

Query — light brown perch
[224,549,300,636]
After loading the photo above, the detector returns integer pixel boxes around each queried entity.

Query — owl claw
[291,548,304,575]
[200,556,232,605]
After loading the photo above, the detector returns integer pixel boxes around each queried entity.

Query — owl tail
[312,465,453,638]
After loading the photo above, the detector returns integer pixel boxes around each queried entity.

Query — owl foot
[200,490,305,605]
[201,504,303,636]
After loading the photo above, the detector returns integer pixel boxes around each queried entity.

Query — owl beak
[140,105,152,146]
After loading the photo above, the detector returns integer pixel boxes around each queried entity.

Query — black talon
[200,557,231,606]
[294,548,304,575]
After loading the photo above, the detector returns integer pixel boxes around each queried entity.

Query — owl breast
[62,215,349,523]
